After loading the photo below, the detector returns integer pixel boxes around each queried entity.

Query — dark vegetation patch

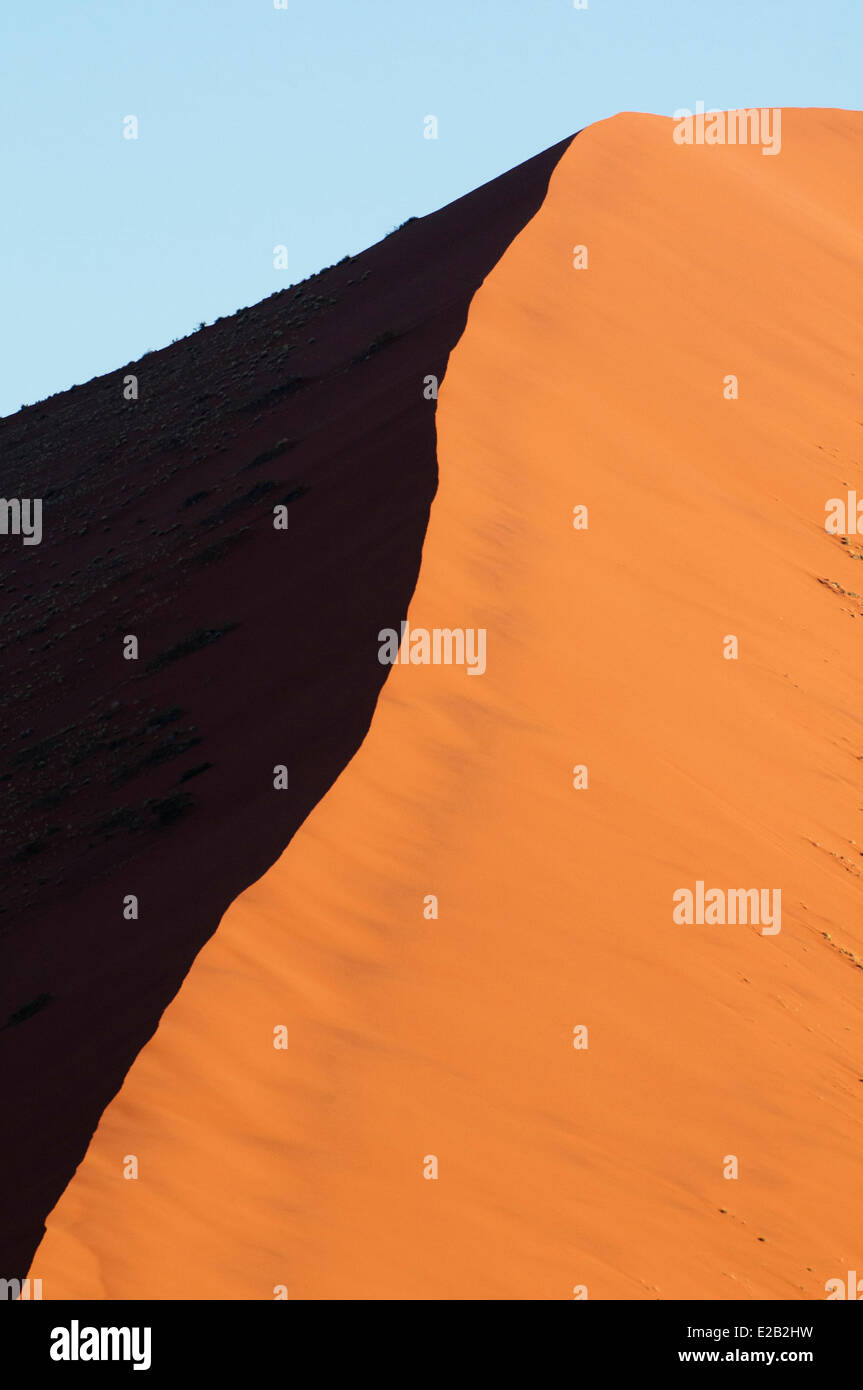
[144,625,238,675]
[235,377,307,414]
[189,534,247,568]
[5,993,52,1029]
[352,329,396,364]
[177,762,213,784]
[112,732,203,788]
[198,482,277,531]
[242,440,293,471]
[148,791,194,827]
[280,486,309,507]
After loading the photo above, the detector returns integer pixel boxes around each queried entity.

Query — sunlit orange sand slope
[34,109,863,1299]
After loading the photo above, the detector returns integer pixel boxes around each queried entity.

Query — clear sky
[1,0,860,416]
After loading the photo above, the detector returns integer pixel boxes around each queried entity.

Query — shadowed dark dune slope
[0,135,573,1277]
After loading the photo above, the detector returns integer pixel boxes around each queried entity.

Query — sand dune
[0,135,568,1278]
[32,109,863,1299]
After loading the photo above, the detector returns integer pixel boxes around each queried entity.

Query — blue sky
[1,0,860,416]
